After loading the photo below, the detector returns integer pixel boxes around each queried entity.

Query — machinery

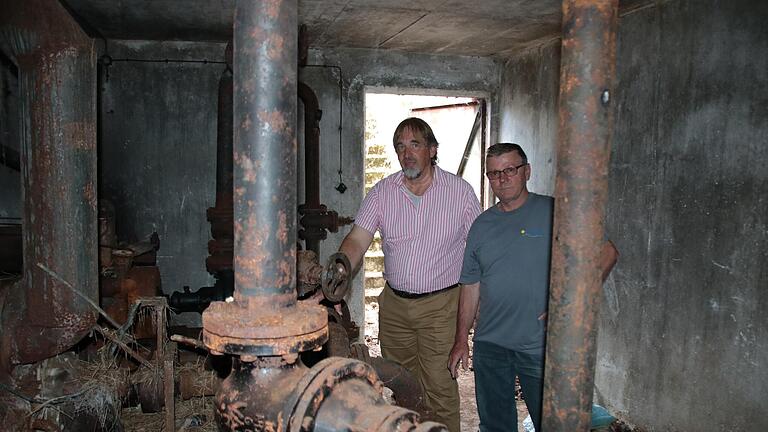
[0,1,442,430]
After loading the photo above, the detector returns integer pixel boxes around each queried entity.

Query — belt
[387,282,459,299]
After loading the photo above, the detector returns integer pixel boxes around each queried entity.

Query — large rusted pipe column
[215,43,234,207]
[0,0,98,367]
[205,42,234,275]
[200,3,444,431]
[298,82,321,211]
[543,1,618,431]
[202,0,326,358]
[297,82,322,254]
[201,2,328,429]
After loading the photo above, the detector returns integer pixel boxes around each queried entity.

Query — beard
[403,167,422,179]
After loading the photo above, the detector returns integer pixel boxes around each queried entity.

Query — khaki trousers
[378,283,460,432]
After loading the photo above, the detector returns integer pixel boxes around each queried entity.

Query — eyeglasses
[485,163,527,180]
[394,141,428,154]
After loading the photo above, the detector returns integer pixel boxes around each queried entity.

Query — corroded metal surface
[297,250,323,297]
[298,81,321,210]
[295,358,447,432]
[296,82,353,254]
[102,265,162,339]
[99,214,161,339]
[285,357,382,431]
[543,1,619,431]
[229,0,298,299]
[201,0,327,357]
[321,252,351,303]
[0,0,98,367]
[348,342,429,419]
[206,41,235,275]
[200,2,444,431]
[202,299,328,357]
[215,357,308,431]
[370,357,429,417]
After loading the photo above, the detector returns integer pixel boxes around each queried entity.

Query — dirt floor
[364,301,530,432]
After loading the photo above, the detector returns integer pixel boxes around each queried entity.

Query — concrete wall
[497,41,560,196]
[100,40,223,324]
[0,60,20,220]
[497,1,768,430]
[101,42,501,327]
[303,47,501,327]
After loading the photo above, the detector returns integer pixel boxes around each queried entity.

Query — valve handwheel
[322,252,351,302]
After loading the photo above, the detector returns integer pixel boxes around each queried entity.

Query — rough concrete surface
[498,1,768,430]
[100,42,501,329]
[100,40,225,324]
[497,40,560,196]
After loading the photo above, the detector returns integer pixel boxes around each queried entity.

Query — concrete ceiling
[62,0,651,58]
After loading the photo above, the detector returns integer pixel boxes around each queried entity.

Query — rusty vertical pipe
[205,43,234,275]
[214,43,234,211]
[232,0,297,302]
[0,0,98,366]
[298,81,321,210]
[543,1,618,431]
[202,0,326,359]
[297,81,323,254]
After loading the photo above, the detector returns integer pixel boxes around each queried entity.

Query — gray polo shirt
[459,193,553,354]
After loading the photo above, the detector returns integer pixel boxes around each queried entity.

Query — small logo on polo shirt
[520,228,545,238]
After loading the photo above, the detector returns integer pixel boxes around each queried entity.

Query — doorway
[362,91,486,298]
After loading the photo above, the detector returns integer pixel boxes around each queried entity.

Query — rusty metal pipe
[370,357,428,415]
[232,0,297,302]
[286,358,447,432]
[214,43,234,211]
[201,0,326,359]
[0,0,98,367]
[296,81,353,254]
[201,2,441,430]
[298,81,321,210]
[542,1,618,431]
[297,81,323,254]
[206,42,234,276]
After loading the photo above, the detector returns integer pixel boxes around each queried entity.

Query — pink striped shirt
[355,166,481,294]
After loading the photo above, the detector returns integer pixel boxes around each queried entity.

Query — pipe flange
[285,358,382,431]
[374,406,421,431]
[202,300,328,356]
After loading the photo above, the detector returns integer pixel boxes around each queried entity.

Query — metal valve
[322,252,351,302]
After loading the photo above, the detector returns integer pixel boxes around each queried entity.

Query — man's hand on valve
[322,252,351,303]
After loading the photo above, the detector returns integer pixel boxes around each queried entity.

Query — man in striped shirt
[338,117,481,431]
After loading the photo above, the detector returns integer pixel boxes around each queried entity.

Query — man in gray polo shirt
[448,143,617,432]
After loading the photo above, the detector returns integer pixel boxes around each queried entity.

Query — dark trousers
[473,340,544,432]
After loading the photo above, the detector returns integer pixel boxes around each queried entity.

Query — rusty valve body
[214,357,447,432]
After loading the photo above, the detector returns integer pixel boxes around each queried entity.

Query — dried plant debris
[122,396,218,432]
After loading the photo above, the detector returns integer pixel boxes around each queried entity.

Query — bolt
[601,89,610,106]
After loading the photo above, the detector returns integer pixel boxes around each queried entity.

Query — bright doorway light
[362,91,486,298]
